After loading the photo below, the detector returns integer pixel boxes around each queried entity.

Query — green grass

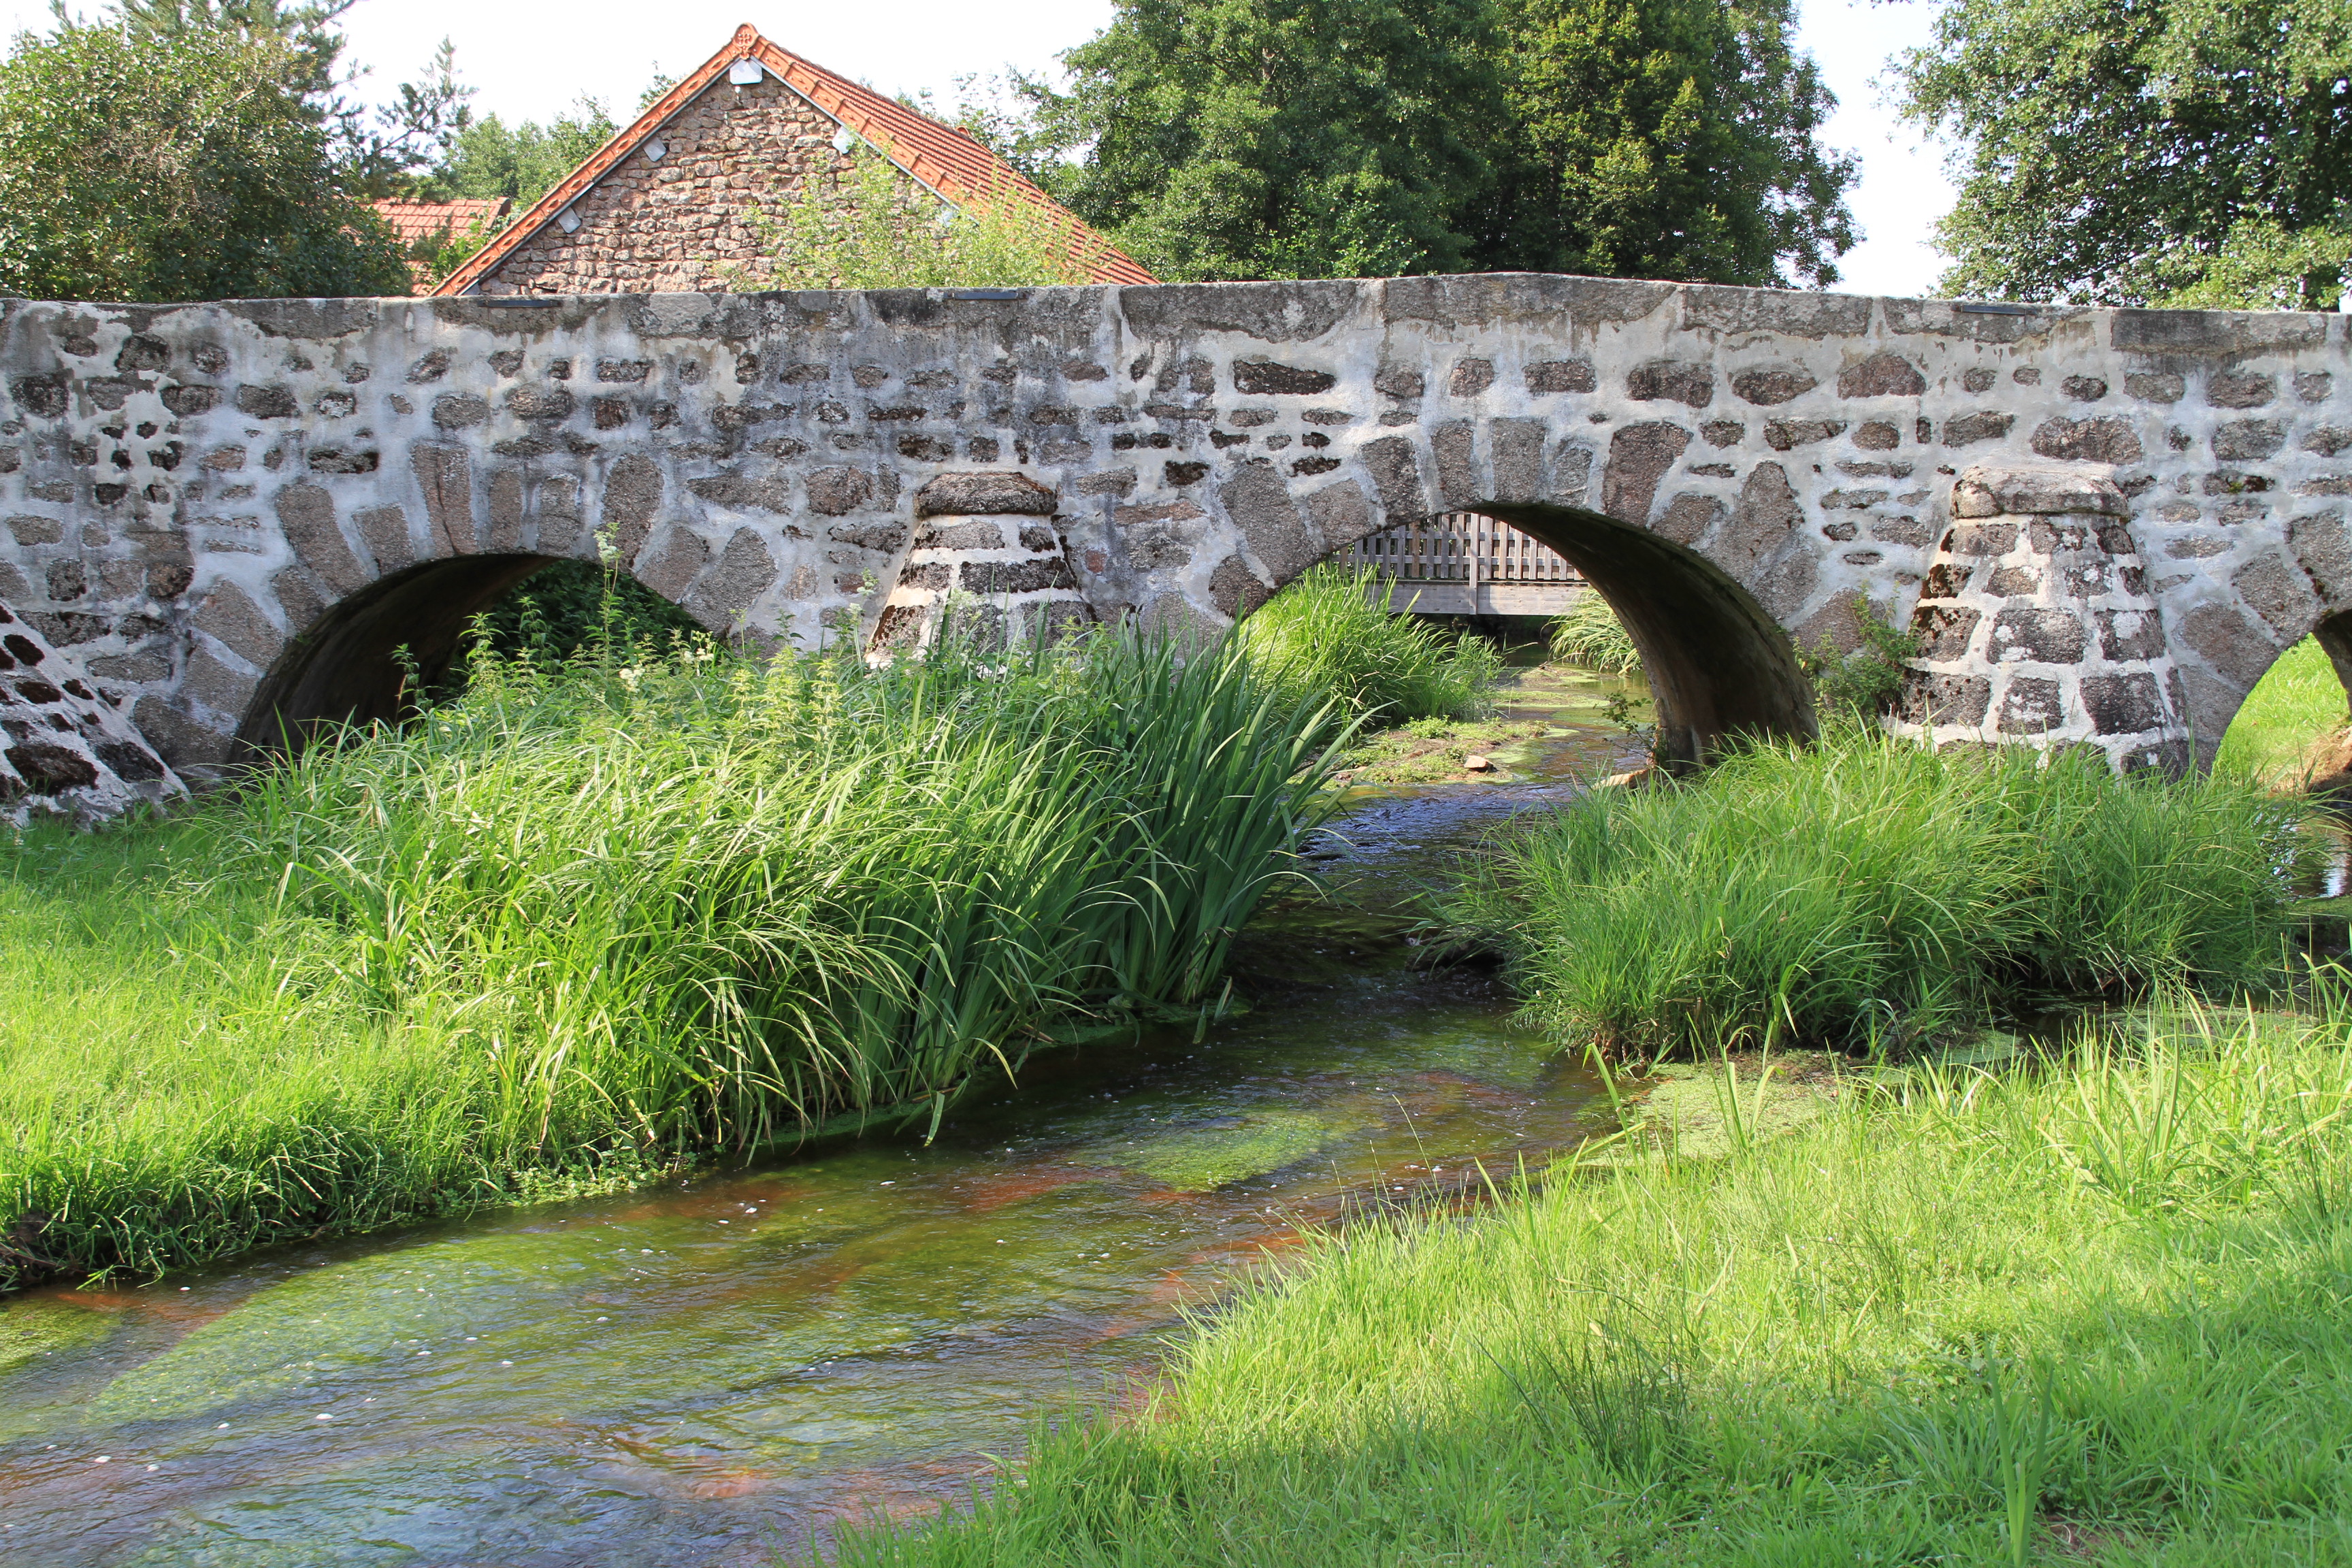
[1445,728,2309,1060]
[1,625,1348,1288]
[1547,590,1642,674]
[839,990,2352,1567]
[1240,563,1504,723]
[2217,634,2349,783]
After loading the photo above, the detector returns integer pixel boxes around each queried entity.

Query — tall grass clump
[1238,562,1503,723]
[1546,589,1641,674]
[839,986,2352,1567]
[1,623,1347,1288]
[1446,730,2308,1059]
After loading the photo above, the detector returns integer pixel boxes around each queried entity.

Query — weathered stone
[2031,416,2144,465]
[1448,359,1497,397]
[2212,420,2287,461]
[2080,672,2166,735]
[1943,412,2015,446]
[275,482,371,595]
[1653,492,1725,546]
[1600,422,1692,521]
[1897,672,1992,726]
[598,453,662,566]
[2125,372,2185,404]
[687,472,793,513]
[2232,553,2320,640]
[233,385,297,419]
[2095,608,2166,661]
[1359,436,1426,519]
[1997,676,2065,734]
[802,466,873,516]
[1729,365,1816,406]
[1232,359,1337,396]
[1627,361,1714,408]
[636,528,710,600]
[2061,376,2108,402]
[1432,421,1479,508]
[1836,353,1926,398]
[1763,419,1846,450]
[2179,602,2280,686]
[2206,371,2276,408]
[1526,359,1595,395]
[1989,606,2087,663]
[1220,461,1320,581]
[1914,605,1982,659]
[913,471,1056,517]
[192,580,282,667]
[1304,480,1373,551]
[1714,462,1800,575]
[1209,553,1268,618]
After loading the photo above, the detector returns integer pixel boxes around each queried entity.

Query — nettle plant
[1797,595,1923,721]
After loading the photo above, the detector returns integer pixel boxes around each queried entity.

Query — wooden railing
[1345,514,1582,613]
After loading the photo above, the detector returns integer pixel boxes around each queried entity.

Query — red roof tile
[436,24,1153,296]
[374,198,511,249]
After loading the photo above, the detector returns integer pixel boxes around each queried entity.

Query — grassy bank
[1,625,1350,1288]
[1447,730,2307,1060]
[843,990,2352,1567]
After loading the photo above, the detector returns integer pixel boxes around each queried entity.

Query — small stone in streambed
[1463,755,1494,772]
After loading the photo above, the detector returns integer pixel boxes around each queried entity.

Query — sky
[5,0,1961,297]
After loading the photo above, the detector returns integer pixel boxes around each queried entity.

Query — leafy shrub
[1238,563,1503,724]
[1796,595,1922,718]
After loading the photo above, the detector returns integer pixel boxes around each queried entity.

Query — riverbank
[841,985,2352,1566]
[1,626,1353,1291]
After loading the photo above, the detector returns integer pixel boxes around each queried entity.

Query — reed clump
[1,624,1345,1288]
[1545,589,1642,674]
[1237,563,1503,723]
[1445,728,2309,1060]
[840,985,2352,1567]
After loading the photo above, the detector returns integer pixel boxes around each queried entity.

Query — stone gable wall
[1,276,2346,795]
[478,76,872,296]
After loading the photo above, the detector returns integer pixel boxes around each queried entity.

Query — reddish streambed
[0,664,1650,1567]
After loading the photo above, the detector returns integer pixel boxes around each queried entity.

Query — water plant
[0,621,1349,1288]
[1237,562,1503,723]
[1445,728,2308,1060]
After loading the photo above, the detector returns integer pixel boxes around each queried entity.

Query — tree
[1017,0,1513,282]
[422,99,621,208]
[1895,0,2352,307]
[0,22,409,301]
[1480,0,1856,286]
[999,0,1854,286]
[69,0,474,199]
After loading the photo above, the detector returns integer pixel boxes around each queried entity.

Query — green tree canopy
[0,21,409,301]
[1004,0,1855,285]
[1896,0,2352,308]
[1482,0,1855,286]
[1028,0,1509,281]
[421,99,621,208]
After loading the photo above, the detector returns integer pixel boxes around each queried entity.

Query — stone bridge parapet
[1,276,2347,784]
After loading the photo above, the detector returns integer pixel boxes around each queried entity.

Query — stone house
[436,24,1152,297]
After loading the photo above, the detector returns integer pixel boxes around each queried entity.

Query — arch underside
[232,553,558,762]
[1399,502,1818,769]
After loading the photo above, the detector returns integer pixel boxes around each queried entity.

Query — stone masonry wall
[1,276,2347,791]
[480,74,868,297]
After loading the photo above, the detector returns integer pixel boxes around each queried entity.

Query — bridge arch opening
[231,554,703,764]
[2212,609,2352,783]
[1328,503,1817,770]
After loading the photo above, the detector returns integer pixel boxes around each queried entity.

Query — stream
[0,666,1653,1567]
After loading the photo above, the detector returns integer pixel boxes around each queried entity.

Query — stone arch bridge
[2,274,2348,810]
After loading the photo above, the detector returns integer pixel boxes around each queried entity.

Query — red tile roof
[374,197,511,249]
[435,24,1153,296]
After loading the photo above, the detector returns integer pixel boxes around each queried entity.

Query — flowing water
[0,662,1649,1567]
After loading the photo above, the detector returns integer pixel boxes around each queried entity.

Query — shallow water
[0,666,1644,1567]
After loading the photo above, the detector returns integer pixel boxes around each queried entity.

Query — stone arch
[1276,500,1817,769]
[230,553,562,760]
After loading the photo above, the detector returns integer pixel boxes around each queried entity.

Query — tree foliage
[0,21,409,301]
[421,99,621,208]
[1484,0,1854,286]
[1001,0,1854,285]
[1896,0,2352,308]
